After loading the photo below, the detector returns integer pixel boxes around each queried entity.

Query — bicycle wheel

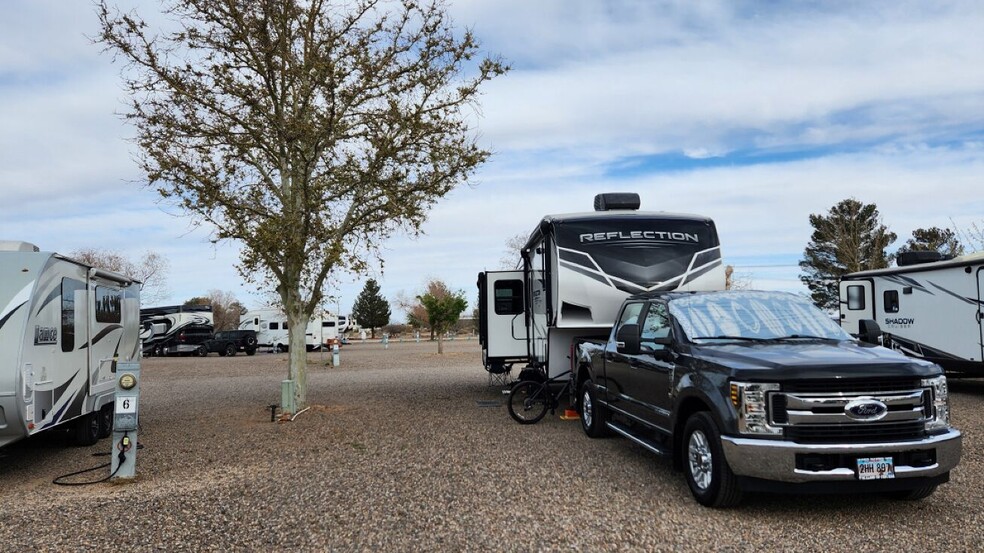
[508,381,550,424]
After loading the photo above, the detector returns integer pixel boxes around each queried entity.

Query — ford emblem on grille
[845,398,888,421]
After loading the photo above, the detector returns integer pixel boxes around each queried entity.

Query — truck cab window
[641,303,670,347]
[614,302,644,337]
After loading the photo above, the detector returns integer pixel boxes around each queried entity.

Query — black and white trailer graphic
[839,251,984,377]
[0,241,140,448]
[140,304,214,356]
[478,193,726,378]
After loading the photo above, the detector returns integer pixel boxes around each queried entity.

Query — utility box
[111,362,140,480]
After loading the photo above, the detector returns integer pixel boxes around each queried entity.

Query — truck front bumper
[720,429,962,483]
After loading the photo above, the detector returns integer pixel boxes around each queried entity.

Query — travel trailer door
[839,279,874,336]
[88,273,129,396]
[478,271,528,364]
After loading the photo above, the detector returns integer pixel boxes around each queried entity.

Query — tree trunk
[437,333,444,354]
[285,305,308,412]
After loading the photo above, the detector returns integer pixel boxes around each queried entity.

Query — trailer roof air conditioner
[594,193,641,211]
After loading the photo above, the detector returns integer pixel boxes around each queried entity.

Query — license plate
[857,457,895,480]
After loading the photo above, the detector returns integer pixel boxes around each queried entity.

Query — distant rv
[140,304,214,356]
[0,241,140,448]
[239,307,339,352]
[839,250,984,377]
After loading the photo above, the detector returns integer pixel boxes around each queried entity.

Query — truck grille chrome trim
[770,388,931,444]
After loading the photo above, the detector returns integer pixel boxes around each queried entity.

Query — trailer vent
[593,193,641,211]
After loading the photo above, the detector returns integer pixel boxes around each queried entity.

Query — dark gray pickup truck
[573,290,962,507]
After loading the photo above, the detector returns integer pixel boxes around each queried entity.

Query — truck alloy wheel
[682,412,742,507]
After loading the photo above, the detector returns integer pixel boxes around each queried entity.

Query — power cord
[52,433,144,486]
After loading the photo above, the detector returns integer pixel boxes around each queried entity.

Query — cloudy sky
[2,0,983,319]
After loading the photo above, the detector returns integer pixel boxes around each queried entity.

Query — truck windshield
[668,291,852,343]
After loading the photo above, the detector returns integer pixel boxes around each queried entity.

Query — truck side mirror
[858,319,882,345]
[616,323,641,355]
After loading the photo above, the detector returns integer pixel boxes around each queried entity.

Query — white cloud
[2,0,983,320]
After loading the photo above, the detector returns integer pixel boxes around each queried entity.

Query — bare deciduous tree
[71,248,171,304]
[185,290,247,331]
[499,232,527,269]
[98,0,506,408]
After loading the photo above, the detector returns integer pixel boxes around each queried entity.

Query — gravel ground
[0,339,982,551]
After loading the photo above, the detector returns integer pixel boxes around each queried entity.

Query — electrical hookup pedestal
[111,362,140,481]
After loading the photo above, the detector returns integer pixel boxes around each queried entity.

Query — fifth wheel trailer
[0,241,140,448]
[478,193,726,378]
[839,251,984,377]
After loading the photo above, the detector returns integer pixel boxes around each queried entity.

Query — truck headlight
[921,375,951,431]
[730,382,782,436]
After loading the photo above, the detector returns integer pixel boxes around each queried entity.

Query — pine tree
[799,198,896,310]
[352,279,390,339]
[896,227,964,259]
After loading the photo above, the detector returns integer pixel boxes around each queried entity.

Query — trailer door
[88,278,126,397]
[479,271,528,363]
[839,279,874,336]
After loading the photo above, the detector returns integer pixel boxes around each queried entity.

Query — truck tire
[245,347,257,356]
[197,345,208,357]
[71,412,101,447]
[682,412,742,508]
[225,343,236,357]
[579,380,610,438]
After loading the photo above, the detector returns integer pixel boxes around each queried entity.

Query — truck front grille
[769,385,931,444]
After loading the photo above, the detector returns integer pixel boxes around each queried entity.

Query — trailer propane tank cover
[111,362,140,480]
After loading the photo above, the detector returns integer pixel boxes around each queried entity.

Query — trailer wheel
[276,344,287,353]
[225,343,237,357]
[72,413,100,446]
[98,405,113,439]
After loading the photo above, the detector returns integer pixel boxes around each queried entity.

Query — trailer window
[493,280,524,315]
[270,322,279,330]
[884,290,900,313]
[61,278,85,352]
[95,286,122,323]
[846,285,866,310]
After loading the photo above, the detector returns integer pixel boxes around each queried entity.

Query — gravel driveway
[0,339,982,551]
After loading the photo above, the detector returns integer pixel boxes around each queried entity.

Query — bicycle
[507,368,573,424]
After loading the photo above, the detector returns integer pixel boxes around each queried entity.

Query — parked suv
[206,330,258,356]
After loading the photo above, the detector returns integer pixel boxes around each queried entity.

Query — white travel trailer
[240,308,339,352]
[0,241,140,448]
[478,193,726,378]
[839,250,984,377]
